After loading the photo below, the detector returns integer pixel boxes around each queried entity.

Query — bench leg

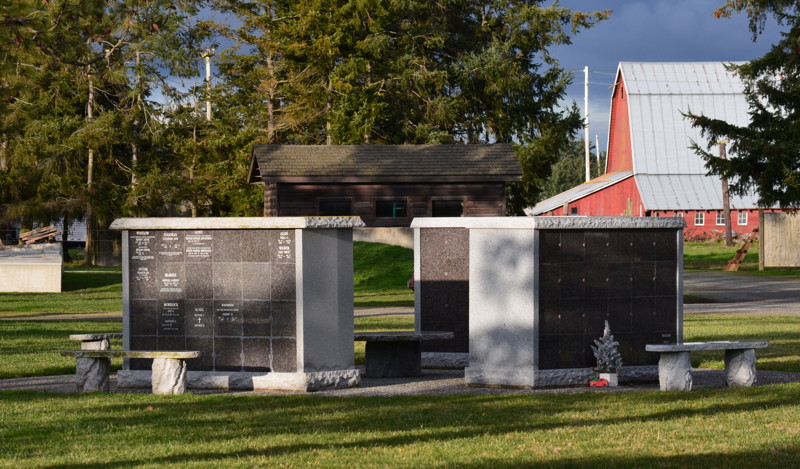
[658,352,692,391]
[151,358,188,395]
[76,357,111,392]
[725,349,757,387]
[80,339,110,351]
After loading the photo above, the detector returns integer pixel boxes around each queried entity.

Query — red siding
[607,73,633,172]
[651,209,776,239]
[539,176,642,217]
[568,177,642,216]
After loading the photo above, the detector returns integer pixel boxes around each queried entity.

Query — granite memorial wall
[415,217,685,387]
[126,228,296,373]
[111,217,364,391]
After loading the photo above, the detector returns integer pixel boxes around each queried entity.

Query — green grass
[0,321,124,379]
[0,271,124,317]
[683,240,800,276]
[353,241,414,306]
[2,385,800,467]
[0,241,412,317]
[684,314,800,372]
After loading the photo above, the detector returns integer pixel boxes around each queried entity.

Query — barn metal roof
[525,171,633,215]
[622,62,751,176]
[636,174,761,210]
[248,144,522,183]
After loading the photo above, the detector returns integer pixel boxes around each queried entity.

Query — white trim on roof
[525,171,633,216]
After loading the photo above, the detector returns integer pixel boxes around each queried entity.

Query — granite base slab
[465,366,658,388]
[421,352,469,368]
[117,369,360,392]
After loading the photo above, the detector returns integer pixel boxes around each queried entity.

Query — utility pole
[719,140,733,247]
[584,66,590,182]
[201,49,215,122]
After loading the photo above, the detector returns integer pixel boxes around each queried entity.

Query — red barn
[527,62,776,239]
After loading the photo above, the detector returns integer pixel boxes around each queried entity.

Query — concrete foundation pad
[465,366,658,388]
[118,369,361,392]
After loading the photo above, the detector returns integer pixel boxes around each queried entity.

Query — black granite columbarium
[112,217,364,392]
[415,217,685,388]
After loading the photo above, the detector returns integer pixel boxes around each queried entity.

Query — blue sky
[553,0,783,154]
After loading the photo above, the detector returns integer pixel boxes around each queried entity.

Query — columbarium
[415,216,685,387]
[110,216,363,391]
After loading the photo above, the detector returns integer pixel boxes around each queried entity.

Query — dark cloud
[552,0,782,152]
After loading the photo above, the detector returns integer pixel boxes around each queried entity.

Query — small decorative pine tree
[591,320,622,373]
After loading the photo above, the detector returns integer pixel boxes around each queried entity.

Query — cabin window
[570,207,579,215]
[318,199,352,216]
[432,199,464,217]
[694,212,705,226]
[675,212,684,218]
[738,212,748,225]
[375,199,408,218]
[716,212,726,226]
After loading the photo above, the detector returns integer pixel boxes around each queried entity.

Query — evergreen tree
[211,0,608,213]
[537,139,606,201]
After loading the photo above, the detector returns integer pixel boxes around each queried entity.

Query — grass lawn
[2,384,800,468]
[0,270,123,317]
[3,313,799,468]
[683,239,800,276]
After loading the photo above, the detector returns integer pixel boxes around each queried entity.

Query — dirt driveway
[684,271,800,315]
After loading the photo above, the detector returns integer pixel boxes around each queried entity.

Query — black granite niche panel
[538,229,679,370]
[127,229,297,373]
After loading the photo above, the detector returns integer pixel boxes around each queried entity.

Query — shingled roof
[248,144,522,183]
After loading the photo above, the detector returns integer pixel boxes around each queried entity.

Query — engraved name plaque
[127,229,296,373]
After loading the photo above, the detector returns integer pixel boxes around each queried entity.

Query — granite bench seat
[60,350,200,395]
[354,331,453,377]
[69,333,123,350]
[646,341,769,391]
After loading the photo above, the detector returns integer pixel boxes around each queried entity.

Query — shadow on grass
[3,385,795,468]
[62,272,122,292]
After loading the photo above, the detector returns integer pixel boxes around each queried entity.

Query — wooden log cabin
[247,144,522,227]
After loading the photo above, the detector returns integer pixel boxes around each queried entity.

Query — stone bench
[69,333,123,350]
[60,350,200,395]
[645,341,769,391]
[354,331,453,377]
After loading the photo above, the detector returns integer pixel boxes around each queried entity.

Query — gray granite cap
[69,333,123,341]
[646,341,769,352]
[411,216,686,230]
[61,350,201,359]
[110,216,365,230]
